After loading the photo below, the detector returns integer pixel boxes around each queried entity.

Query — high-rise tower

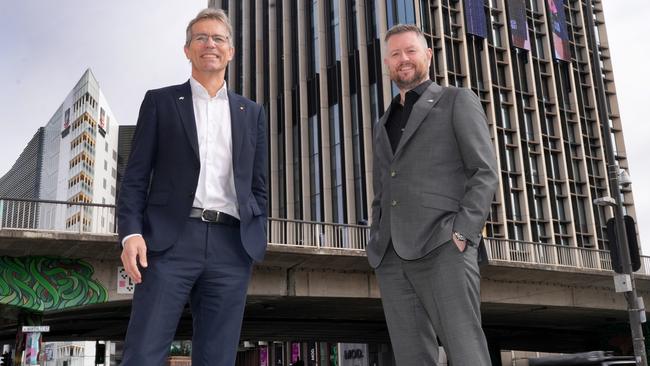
[208,0,634,251]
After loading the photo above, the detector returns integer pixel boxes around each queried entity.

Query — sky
[1,1,649,252]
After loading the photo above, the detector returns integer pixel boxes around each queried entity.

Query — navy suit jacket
[117,81,268,262]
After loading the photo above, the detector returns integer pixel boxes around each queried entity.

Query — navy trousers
[121,218,253,366]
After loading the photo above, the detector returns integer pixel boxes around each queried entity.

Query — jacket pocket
[420,192,460,212]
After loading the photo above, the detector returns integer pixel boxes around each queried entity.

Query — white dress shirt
[122,78,239,246]
[189,77,239,219]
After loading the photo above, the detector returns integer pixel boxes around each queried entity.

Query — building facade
[0,69,120,233]
[0,128,44,200]
[208,0,635,251]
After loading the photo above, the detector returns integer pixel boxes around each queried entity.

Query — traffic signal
[606,215,641,274]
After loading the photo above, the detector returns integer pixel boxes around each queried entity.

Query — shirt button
[391,200,398,207]
[390,171,397,177]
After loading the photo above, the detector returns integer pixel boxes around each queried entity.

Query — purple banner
[259,346,268,366]
[291,342,301,363]
[546,0,571,61]
[507,0,530,50]
[464,0,487,38]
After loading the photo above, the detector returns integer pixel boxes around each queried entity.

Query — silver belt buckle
[201,209,210,222]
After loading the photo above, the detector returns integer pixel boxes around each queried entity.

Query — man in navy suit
[117,8,267,366]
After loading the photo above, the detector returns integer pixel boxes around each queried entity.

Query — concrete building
[42,341,113,366]
[0,128,44,228]
[207,0,636,251]
[0,128,44,200]
[0,69,119,233]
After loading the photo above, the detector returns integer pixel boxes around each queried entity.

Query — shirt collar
[189,76,229,101]
[391,79,433,106]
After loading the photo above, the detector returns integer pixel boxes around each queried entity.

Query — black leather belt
[189,208,239,225]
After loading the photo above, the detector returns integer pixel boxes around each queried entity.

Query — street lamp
[585,0,647,363]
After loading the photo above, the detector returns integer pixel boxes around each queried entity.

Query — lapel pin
[178,96,185,100]
[427,99,434,102]
[239,106,245,111]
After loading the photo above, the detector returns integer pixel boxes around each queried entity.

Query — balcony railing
[267,217,368,250]
[484,238,650,275]
[1,197,648,275]
[0,197,116,234]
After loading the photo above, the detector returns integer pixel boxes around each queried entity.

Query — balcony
[0,197,648,276]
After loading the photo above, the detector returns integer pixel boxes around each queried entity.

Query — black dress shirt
[385,80,433,153]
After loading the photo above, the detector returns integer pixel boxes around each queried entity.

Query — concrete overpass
[2,216,650,354]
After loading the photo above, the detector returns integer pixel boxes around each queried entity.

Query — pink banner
[259,346,268,366]
[291,342,301,363]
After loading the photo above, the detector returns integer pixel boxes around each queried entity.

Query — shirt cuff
[121,233,142,247]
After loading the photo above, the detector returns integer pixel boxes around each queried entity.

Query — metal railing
[267,217,368,250]
[1,197,649,275]
[0,197,116,234]
[484,238,650,275]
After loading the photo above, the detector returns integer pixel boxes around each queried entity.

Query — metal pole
[584,0,647,364]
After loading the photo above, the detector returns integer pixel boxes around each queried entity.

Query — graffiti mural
[0,256,108,311]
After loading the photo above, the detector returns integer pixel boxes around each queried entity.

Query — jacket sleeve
[251,104,268,217]
[451,88,499,243]
[369,122,383,242]
[117,90,158,242]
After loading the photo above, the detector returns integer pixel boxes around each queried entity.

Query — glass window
[309,115,323,221]
[329,104,345,223]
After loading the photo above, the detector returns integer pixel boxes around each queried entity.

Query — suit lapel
[228,91,246,168]
[393,83,443,159]
[375,104,394,163]
[174,81,199,161]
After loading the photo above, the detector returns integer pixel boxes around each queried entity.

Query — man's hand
[452,235,467,253]
[121,235,148,284]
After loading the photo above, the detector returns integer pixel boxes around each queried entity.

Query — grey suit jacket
[367,83,498,268]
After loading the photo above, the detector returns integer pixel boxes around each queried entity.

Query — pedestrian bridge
[1,198,649,353]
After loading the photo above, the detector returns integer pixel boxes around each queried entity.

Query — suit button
[391,200,398,206]
[390,171,397,177]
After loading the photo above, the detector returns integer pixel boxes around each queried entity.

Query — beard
[391,62,429,91]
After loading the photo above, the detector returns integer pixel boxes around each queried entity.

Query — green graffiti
[0,256,108,311]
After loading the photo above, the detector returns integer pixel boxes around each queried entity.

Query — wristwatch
[453,231,466,242]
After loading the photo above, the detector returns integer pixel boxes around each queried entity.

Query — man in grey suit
[368,24,498,365]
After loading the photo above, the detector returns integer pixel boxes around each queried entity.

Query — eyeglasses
[192,33,230,46]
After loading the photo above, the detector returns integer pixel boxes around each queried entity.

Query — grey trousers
[375,241,490,366]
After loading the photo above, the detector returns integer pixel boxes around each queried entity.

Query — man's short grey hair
[185,8,234,47]
[384,24,428,49]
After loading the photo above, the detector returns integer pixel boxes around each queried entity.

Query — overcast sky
[1,1,649,252]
